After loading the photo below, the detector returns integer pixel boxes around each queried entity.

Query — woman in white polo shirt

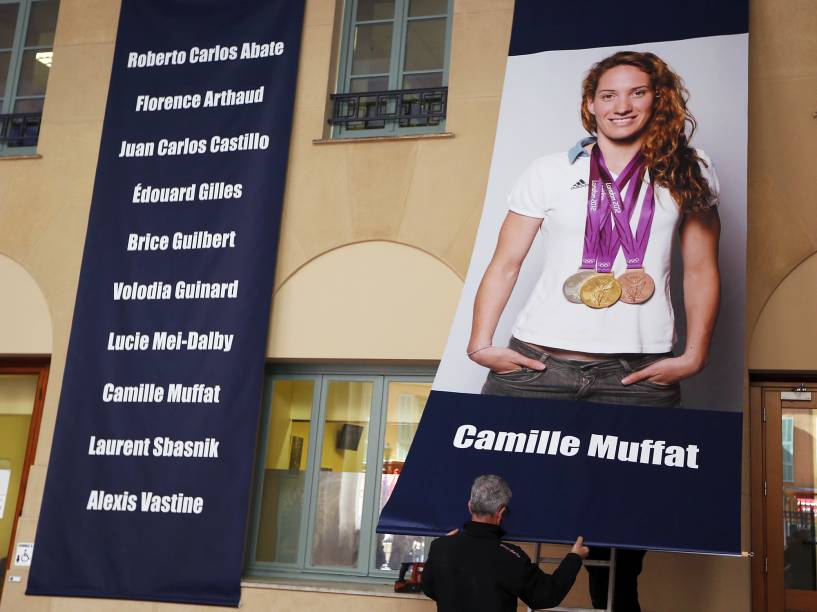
[467,51,720,612]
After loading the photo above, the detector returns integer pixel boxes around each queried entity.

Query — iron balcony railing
[329,86,447,130]
[0,112,42,147]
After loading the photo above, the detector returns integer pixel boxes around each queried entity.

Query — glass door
[369,377,432,575]
[0,363,48,599]
[306,376,382,574]
[762,384,817,612]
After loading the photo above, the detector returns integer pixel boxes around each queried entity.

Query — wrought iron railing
[329,87,447,130]
[0,112,42,147]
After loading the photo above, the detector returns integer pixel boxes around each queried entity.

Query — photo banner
[27,0,304,605]
[379,0,747,554]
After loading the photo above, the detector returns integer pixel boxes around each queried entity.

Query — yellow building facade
[0,0,814,610]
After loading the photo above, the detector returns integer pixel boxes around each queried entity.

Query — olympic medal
[562,270,597,303]
[618,269,655,304]
[580,273,621,309]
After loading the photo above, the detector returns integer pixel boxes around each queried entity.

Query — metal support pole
[604,548,616,612]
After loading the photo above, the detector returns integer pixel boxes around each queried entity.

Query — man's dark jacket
[421,521,582,612]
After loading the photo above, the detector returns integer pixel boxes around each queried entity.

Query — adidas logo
[570,178,588,190]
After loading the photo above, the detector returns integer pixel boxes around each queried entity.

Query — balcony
[329,87,447,132]
[0,112,42,148]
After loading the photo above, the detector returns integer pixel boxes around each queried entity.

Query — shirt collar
[567,136,651,184]
[568,136,597,164]
[463,521,505,539]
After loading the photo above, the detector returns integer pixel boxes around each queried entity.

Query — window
[0,0,59,153]
[331,0,452,138]
[783,415,794,483]
[246,367,434,580]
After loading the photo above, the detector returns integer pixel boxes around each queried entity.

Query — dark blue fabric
[26,0,304,605]
[377,391,741,555]
[509,0,748,56]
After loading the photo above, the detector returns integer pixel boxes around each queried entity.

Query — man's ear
[497,505,507,521]
[467,501,472,514]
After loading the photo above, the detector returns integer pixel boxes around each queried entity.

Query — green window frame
[333,0,453,139]
[0,0,58,155]
[245,364,436,582]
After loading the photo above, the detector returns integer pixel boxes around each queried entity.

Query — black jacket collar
[463,521,505,539]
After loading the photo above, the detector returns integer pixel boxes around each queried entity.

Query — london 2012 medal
[580,273,621,308]
[618,269,655,304]
[562,270,597,303]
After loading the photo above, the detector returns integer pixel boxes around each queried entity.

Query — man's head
[468,474,512,525]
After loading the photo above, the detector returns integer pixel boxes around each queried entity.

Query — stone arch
[749,252,817,371]
[267,241,462,360]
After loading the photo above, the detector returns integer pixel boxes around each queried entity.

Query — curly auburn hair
[580,51,716,213]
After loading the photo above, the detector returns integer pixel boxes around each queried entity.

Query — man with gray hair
[422,474,587,611]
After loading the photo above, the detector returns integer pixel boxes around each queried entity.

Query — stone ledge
[312,132,455,145]
[241,576,425,599]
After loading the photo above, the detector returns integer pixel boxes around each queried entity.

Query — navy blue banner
[378,391,741,554]
[27,0,303,605]
[509,0,748,55]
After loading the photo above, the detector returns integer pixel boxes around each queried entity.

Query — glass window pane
[0,5,19,48]
[311,380,373,568]
[402,72,442,89]
[17,49,51,97]
[782,408,817,590]
[404,18,445,72]
[356,0,395,21]
[398,82,444,128]
[352,23,392,75]
[0,51,11,97]
[14,98,43,113]
[5,101,41,146]
[25,1,59,47]
[344,78,390,130]
[409,0,447,17]
[375,381,431,570]
[255,379,315,565]
[350,76,389,93]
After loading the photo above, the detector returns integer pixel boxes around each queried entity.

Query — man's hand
[446,528,459,536]
[570,536,589,559]
[620,354,705,386]
[468,346,545,374]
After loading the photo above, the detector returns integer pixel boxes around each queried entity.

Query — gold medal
[580,273,621,308]
[562,270,597,304]
[618,269,655,304]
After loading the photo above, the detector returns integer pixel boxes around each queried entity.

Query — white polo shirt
[508,143,719,354]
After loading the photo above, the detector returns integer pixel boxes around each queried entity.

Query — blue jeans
[481,337,681,408]
[481,337,681,612]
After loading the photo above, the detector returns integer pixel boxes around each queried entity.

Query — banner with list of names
[27,0,305,605]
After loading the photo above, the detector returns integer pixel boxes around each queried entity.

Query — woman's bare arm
[468,211,548,373]
[622,207,721,385]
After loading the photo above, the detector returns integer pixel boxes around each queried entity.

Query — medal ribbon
[597,149,655,270]
[581,146,644,271]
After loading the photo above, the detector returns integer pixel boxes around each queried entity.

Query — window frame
[333,0,453,139]
[244,364,436,582]
[0,0,57,155]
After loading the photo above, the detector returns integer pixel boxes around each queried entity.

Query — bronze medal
[579,273,621,309]
[562,270,597,303]
[618,269,655,304]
